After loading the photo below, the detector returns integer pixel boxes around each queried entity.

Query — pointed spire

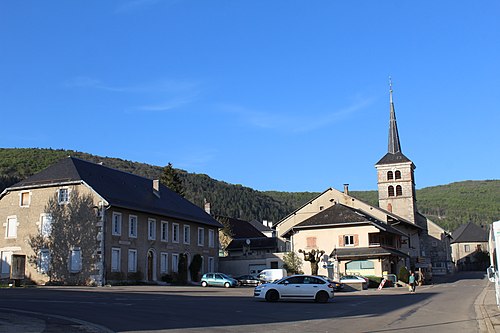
[388,77,402,154]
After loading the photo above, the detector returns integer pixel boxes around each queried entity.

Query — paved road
[0,271,489,333]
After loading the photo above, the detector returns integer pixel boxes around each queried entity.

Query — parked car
[201,273,239,288]
[340,275,368,289]
[317,276,344,291]
[236,274,261,286]
[254,275,334,303]
[257,268,287,283]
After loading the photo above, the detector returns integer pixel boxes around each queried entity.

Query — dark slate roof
[8,157,222,228]
[330,246,409,259]
[248,219,273,233]
[227,237,278,250]
[215,215,265,239]
[292,203,406,237]
[451,222,489,244]
[376,152,413,165]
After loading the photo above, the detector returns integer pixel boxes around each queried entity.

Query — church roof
[6,157,222,228]
[451,222,488,244]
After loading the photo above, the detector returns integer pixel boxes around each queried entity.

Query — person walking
[409,271,416,293]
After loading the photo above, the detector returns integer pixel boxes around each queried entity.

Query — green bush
[398,266,410,284]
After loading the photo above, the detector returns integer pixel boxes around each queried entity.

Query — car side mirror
[284,281,289,285]
[487,266,496,282]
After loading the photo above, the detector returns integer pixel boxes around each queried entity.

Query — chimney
[204,202,211,214]
[343,184,349,195]
[153,179,160,198]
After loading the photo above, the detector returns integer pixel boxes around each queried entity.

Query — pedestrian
[409,271,416,293]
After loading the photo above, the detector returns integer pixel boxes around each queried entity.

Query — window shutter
[354,234,359,246]
[339,235,345,247]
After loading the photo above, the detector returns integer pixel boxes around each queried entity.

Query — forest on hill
[1,148,498,231]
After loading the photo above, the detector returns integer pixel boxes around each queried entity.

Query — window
[148,219,156,240]
[387,171,394,180]
[112,212,122,236]
[306,237,317,248]
[128,249,137,272]
[161,221,169,242]
[396,185,403,196]
[388,186,395,197]
[160,252,168,274]
[395,170,402,179]
[208,257,215,272]
[39,249,50,274]
[20,191,30,207]
[344,235,355,246]
[208,229,215,248]
[183,225,190,244]
[58,188,69,204]
[111,248,121,272]
[40,214,52,237]
[172,223,179,243]
[172,253,179,273]
[198,227,204,246]
[464,244,471,252]
[69,248,82,273]
[129,215,138,238]
[5,216,17,238]
[346,260,374,270]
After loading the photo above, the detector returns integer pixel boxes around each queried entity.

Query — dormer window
[388,186,395,197]
[387,171,393,180]
[395,170,401,179]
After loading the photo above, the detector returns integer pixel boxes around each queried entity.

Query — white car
[254,275,334,303]
[340,275,368,288]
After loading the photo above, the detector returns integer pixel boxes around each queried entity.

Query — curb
[475,282,496,333]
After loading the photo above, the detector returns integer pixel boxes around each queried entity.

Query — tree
[298,249,325,276]
[160,162,185,197]
[216,216,233,255]
[189,254,203,282]
[28,190,99,285]
[177,253,188,285]
[282,252,303,275]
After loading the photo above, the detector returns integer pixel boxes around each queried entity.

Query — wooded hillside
[1,148,498,231]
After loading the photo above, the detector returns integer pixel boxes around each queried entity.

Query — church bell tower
[375,80,417,223]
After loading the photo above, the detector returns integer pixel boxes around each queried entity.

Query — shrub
[398,266,410,284]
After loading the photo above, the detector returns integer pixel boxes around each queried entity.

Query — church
[274,83,453,280]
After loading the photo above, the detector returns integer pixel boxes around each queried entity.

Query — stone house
[0,157,221,285]
[451,222,489,271]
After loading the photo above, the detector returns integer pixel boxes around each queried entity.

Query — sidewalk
[476,281,500,333]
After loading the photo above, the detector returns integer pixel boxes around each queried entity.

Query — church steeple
[375,78,417,223]
[388,78,402,154]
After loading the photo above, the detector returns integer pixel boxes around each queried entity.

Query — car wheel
[224,282,231,288]
[201,281,208,287]
[315,291,329,303]
[265,289,279,302]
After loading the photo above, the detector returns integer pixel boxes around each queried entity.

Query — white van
[257,268,287,283]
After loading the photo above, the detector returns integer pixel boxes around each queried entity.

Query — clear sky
[1,1,499,192]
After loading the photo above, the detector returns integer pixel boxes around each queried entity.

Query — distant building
[216,215,282,276]
[451,222,489,271]
[0,157,221,285]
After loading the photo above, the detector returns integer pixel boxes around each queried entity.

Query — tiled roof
[216,215,265,239]
[227,237,277,250]
[451,222,488,244]
[8,157,222,228]
[292,203,406,237]
[248,219,272,232]
[330,246,409,259]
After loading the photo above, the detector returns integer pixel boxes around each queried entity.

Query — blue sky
[1,1,499,192]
